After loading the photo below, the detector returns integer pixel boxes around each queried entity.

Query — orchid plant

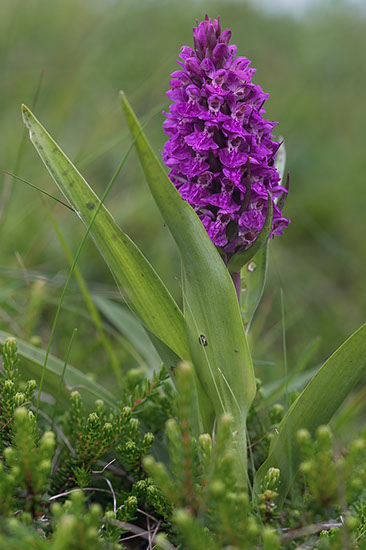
[6,15,366,510]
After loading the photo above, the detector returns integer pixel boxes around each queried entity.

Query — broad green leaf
[93,295,214,433]
[21,105,189,362]
[227,194,273,273]
[0,331,117,409]
[240,243,269,330]
[121,92,256,478]
[254,321,366,506]
[93,295,162,372]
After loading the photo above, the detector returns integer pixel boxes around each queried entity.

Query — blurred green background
[1,0,365,406]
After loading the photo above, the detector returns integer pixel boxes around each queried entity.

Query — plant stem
[230,271,241,305]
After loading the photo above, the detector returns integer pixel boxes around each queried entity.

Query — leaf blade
[93,295,162,372]
[254,321,366,505]
[121,93,256,475]
[240,243,269,330]
[0,331,118,409]
[21,105,189,361]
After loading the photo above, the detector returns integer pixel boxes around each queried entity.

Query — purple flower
[162,16,289,255]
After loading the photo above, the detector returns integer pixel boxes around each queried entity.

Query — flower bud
[71,391,81,405]
[42,431,55,448]
[263,467,280,491]
[199,433,212,453]
[87,412,100,429]
[14,392,26,407]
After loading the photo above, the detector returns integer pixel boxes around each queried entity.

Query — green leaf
[275,139,286,187]
[262,366,319,403]
[94,293,214,434]
[254,321,366,505]
[334,386,366,434]
[0,331,118,409]
[93,295,162,372]
[240,243,269,330]
[227,194,273,273]
[21,105,189,362]
[121,92,256,479]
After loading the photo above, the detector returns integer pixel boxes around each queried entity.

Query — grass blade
[2,171,74,211]
[51,327,78,428]
[261,337,321,405]
[93,296,162,373]
[240,243,269,331]
[254,321,366,505]
[44,200,122,384]
[0,330,117,409]
[21,105,189,363]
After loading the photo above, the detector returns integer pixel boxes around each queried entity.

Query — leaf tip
[22,103,30,116]
[119,90,127,105]
[21,104,33,129]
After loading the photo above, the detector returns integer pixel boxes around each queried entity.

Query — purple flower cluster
[163,16,289,253]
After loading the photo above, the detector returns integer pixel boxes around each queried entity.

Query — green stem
[44,200,122,386]
[51,328,77,429]
[230,271,241,306]
[232,418,250,491]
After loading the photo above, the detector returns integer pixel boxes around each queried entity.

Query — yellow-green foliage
[1,338,366,549]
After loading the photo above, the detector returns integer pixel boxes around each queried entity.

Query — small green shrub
[3,338,365,548]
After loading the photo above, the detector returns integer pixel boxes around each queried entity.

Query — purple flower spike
[162,15,289,256]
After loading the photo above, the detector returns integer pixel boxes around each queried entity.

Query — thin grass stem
[1,171,74,212]
[43,199,122,384]
[0,70,44,228]
[51,328,77,430]
[35,124,146,417]
[281,288,293,500]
